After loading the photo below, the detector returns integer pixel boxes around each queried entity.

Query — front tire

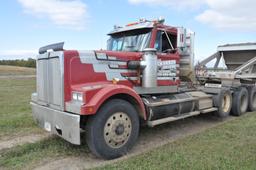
[86,99,139,159]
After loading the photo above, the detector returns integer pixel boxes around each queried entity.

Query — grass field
[0,66,39,140]
[0,65,35,76]
[0,136,89,169]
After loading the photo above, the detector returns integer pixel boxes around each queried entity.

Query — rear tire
[212,88,232,118]
[231,87,249,116]
[86,99,139,159]
[247,86,256,111]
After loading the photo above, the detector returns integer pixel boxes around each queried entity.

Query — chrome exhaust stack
[141,48,158,88]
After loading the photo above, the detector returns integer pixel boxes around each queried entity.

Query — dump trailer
[196,43,256,115]
[31,18,256,159]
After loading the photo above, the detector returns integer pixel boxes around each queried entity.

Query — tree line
[0,58,36,68]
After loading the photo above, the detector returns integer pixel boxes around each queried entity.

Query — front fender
[81,84,146,119]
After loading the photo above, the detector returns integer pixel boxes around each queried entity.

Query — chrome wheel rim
[104,112,132,148]
[222,93,231,113]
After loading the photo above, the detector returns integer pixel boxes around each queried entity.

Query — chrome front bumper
[31,102,81,145]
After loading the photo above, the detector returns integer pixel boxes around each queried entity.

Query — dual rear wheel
[247,86,256,111]
[213,86,256,118]
[231,86,256,115]
[231,87,249,116]
[213,88,232,118]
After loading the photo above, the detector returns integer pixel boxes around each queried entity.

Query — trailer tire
[86,99,139,159]
[212,88,232,118]
[231,87,249,116]
[247,86,256,111]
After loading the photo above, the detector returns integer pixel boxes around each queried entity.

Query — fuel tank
[143,93,196,120]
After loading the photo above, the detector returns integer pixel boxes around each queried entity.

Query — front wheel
[86,99,139,159]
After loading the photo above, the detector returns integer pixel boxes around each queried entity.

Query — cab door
[154,30,180,86]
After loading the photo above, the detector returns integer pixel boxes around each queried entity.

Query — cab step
[147,111,200,127]
[200,107,218,114]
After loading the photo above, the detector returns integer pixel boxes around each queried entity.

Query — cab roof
[108,18,177,35]
[108,21,154,35]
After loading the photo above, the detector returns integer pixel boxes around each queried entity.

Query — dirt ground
[0,133,49,151]
[34,114,234,170]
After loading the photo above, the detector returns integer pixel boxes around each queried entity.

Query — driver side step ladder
[147,111,200,127]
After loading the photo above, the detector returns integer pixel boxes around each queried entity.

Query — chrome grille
[36,51,64,111]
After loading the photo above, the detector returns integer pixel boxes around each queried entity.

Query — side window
[154,31,162,52]
[112,38,123,51]
[155,30,177,53]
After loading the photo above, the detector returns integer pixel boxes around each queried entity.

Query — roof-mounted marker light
[158,17,165,24]
[139,18,146,22]
[126,22,139,27]
[114,25,122,30]
[123,17,166,28]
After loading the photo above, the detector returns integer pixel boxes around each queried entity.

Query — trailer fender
[81,84,146,119]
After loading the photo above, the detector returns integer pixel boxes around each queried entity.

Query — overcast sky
[0,0,256,62]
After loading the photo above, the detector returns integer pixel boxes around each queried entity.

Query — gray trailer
[196,43,256,116]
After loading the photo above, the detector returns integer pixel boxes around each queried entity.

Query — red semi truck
[31,18,256,159]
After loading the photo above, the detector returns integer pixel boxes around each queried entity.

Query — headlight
[72,92,83,102]
[72,93,78,100]
[77,93,83,101]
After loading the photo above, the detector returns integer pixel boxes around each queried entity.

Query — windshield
[107,29,151,52]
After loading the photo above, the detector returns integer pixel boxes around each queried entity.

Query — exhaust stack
[142,48,158,88]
